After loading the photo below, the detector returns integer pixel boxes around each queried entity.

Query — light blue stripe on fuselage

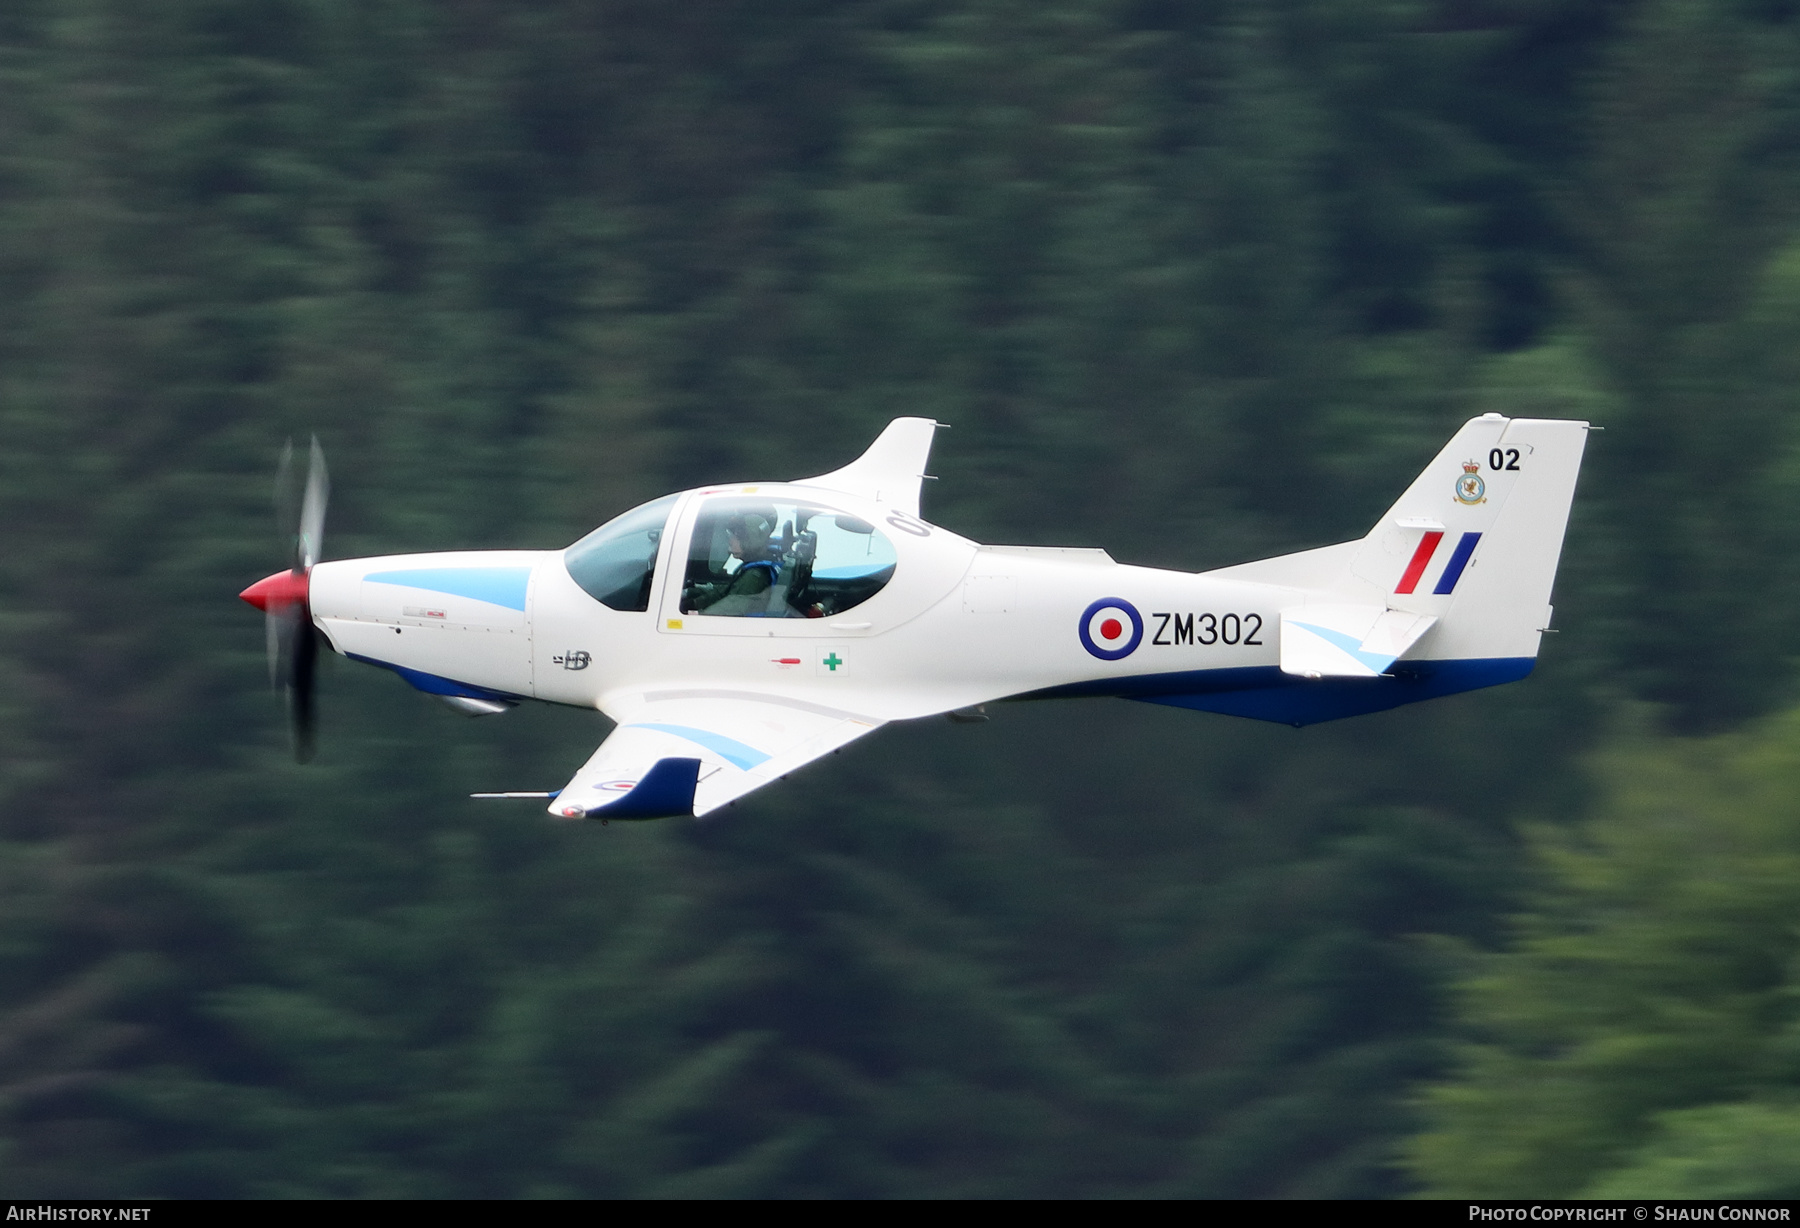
[811,564,893,580]
[364,566,533,611]
[627,723,771,771]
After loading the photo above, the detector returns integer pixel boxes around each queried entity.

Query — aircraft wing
[552,691,886,820]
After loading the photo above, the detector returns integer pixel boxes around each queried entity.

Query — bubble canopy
[681,495,898,619]
[564,494,679,612]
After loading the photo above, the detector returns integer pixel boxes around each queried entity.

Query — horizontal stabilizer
[1280,605,1437,679]
[1361,609,1438,661]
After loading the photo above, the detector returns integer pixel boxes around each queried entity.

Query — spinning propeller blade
[243,436,329,762]
[274,438,297,563]
[298,437,328,573]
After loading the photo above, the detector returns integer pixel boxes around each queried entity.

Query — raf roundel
[1078,597,1143,661]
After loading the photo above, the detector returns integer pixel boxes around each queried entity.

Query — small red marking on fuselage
[1394,531,1444,595]
[774,657,802,665]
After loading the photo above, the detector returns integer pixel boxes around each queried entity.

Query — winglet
[561,757,702,821]
[794,417,941,516]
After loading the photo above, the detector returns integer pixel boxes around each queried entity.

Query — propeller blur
[242,436,328,762]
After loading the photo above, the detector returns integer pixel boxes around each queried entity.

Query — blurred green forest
[5,0,1800,1198]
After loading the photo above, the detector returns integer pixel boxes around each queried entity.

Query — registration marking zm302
[1150,612,1265,646]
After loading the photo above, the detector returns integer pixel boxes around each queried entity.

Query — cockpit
[563,494,678,611]
[681,496,897,619]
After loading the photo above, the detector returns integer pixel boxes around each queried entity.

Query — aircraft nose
[239,569,310,612]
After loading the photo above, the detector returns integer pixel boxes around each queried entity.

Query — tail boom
[1032,414,1590,724]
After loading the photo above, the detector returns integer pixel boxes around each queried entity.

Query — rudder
[1351,414,1589,661]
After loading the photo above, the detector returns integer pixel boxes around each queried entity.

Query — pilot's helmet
[725,510,774,553]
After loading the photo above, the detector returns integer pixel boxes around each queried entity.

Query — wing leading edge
[554,691,885,820]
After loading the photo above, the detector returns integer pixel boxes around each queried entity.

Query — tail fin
[1152,415,1590,724]
[1211,413,1590,668]
[1348,414,1589,661]
[794,417,941,516]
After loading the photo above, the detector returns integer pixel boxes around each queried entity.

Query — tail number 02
[1489,448,1521,471]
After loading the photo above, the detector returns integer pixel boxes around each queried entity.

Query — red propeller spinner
[239,568,311,613]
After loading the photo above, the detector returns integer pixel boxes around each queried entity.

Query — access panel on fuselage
[310,551,542,701]
[890,550,1291,711]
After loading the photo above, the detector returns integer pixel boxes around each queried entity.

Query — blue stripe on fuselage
[346,653,525,701]
[1017,657,1534,726]
[364,566,533,611]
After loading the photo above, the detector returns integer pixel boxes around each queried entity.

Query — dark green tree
[1410,706,1800,1198]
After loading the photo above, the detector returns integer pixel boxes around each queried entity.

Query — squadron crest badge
[1454,460,1487,505]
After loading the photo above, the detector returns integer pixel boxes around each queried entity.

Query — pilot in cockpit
[686,510,780,615]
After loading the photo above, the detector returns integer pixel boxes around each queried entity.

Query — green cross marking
[823,652,843,672]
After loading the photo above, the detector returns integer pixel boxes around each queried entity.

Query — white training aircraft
[241,415,1589,820]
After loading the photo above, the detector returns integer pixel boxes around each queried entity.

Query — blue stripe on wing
[626,723,772,770]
